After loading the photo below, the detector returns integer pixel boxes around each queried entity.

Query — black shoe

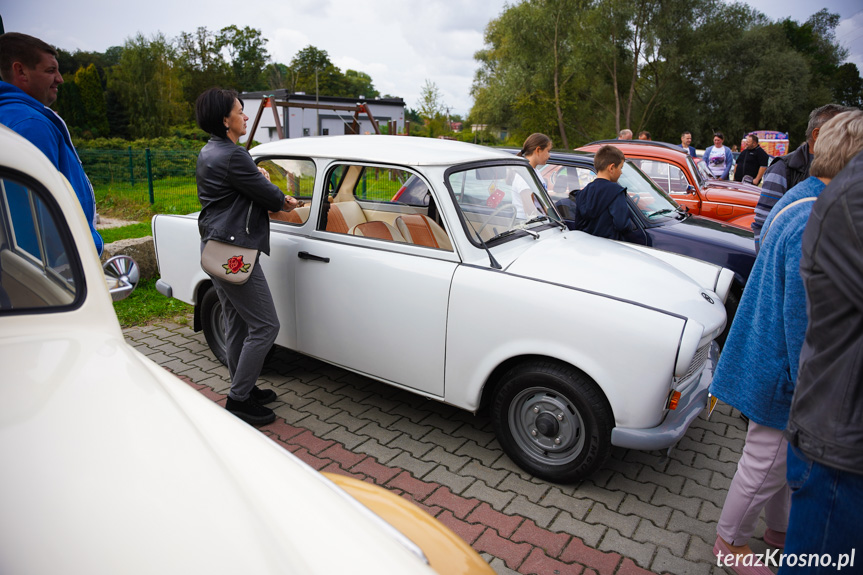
[250,386,278,405]
[226,396,276,426]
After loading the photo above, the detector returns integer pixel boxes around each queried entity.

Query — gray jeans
[211,260,279,402]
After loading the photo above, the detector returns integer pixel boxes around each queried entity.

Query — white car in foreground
[154,135,732,483]
[0,126,492,575]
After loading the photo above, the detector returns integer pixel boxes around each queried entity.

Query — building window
[303,128,310,137]
[322,128,329,136]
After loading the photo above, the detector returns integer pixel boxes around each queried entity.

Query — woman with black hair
[195,87,298,426]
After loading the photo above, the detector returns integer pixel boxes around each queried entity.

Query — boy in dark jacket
[574,145,631,240]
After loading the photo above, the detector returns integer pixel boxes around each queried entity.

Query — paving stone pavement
[124,318,781,575]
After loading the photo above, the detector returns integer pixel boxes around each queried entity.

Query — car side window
[317,164,453,251]
[259,158,316,225]
[0,173,81,312]
[634,160,689,195]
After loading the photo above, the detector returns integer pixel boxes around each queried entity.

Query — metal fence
[79,148,200,215]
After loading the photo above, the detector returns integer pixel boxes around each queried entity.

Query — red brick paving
[425,486,481,519]
[467,502,525,538]
[475,528,533,570]
[521,547,586,575]
[168,367,658,574]
[513,519,571,557]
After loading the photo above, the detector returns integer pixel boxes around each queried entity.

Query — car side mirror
[685,185,696,194]
[103,255,140,302]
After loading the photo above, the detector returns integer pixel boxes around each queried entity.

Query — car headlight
[714,268,734,303]
[675,320,704,378]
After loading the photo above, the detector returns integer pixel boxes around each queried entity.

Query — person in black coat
[573,145,632,240]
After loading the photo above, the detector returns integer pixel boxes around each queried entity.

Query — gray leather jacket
[196,136,284,255]
[785,151,863,474]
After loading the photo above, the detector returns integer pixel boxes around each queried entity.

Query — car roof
[579,140,690,160]
[250,135,518,166]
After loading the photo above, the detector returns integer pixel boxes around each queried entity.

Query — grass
[100,222,152,243]
[100,222,193,328]
[114,278,193,328]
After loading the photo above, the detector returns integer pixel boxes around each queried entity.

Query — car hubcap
[509,387,585,464]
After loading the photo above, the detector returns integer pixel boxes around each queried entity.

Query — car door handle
[298,251,330,263]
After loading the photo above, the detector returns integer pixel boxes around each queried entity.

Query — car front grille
[678,343,710,384]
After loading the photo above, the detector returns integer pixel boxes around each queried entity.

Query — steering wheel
[477,202,518,236]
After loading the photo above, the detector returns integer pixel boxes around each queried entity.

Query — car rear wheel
[201,287,229,365]
[492,361,613,483]
[200,287,277,367]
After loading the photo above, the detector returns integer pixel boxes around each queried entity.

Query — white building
[239,90,406,144]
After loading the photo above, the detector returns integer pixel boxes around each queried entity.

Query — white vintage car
[153,135,732,483]
[0,126,493,575]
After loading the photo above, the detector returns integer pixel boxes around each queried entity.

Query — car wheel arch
[478,354,611,416]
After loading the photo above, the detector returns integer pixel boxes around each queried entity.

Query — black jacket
[573,178,630,240]
[785,150,863,474]
[770,142,812,192]
[196,136,285,254]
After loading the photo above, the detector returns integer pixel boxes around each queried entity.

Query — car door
[631,158,702,215]
[292,163,458,397]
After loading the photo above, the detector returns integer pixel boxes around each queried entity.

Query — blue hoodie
[0,81,103,255]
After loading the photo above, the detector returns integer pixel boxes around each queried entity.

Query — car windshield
[619,162,681,219]
[690,156,709,187]
[447,164,561,243]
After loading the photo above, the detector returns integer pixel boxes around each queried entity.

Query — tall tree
[217,25,269,91]
[74,64,110,138]
[288,46,343,95]
[343,69,379,99]
[175,26,230,106]
[472,0,593,146]
[109,33,185,138]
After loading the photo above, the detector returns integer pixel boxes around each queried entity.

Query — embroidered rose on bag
[223,255,251,275]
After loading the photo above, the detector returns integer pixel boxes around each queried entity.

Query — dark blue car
[540,151,754,345]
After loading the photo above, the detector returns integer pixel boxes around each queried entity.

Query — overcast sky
[2,0,862,117]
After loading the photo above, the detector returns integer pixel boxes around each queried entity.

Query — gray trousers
[211,261,279,402]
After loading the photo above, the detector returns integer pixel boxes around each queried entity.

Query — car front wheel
[492,361,613,483]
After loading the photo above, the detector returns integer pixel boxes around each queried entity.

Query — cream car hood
[504,231,727,334]
[0,330,434,575]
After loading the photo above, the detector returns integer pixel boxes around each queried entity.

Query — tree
[471,0,595,147]
[175,27,230,106]
[109,33,185,138]
[217,25,269,91]
[74,64,110,138]
[288,46,343,95]
[417,79,444,119]
[343,69,379,99]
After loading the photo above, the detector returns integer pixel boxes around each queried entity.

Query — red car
[577,140,761,230]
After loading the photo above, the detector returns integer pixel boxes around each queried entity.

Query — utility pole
[315,68,319,136]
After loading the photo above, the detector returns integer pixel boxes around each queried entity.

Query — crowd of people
[2,29,861,575]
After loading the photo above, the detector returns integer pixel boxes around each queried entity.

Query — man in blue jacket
[0,32,103,256]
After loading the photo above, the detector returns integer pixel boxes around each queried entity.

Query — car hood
[666,214,755,249]
[702,180,761,207]
[0,330,434,575]
[504,231,727,331]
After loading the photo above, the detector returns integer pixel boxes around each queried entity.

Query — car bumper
[156,279,173,298]
[610,341,719,451]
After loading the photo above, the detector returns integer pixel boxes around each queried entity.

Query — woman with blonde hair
[512,133,552,217]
